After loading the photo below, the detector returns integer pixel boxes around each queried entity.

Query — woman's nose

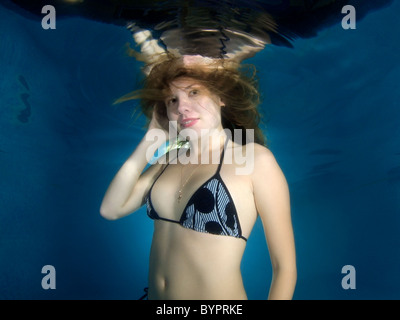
[177,96,191,115]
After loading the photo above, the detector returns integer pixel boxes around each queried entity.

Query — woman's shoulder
[252,144,287,185]
[228,141,278,176]
[232,141,275,160]
[253,143,275,160]
[246,143,281,174]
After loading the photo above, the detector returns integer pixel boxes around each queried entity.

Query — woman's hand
[147,107,178,143]
[148,107,168,132]
[100,108,170,220]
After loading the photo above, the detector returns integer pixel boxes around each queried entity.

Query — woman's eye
[189,89,199,96]
[166,98,177,106]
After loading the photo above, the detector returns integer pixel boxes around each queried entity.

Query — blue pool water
[0,1,399,299]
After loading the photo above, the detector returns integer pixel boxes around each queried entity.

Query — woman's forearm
[268,266,297,300]
[100,130,166,219]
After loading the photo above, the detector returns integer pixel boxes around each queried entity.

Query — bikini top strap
[216,138,230,173]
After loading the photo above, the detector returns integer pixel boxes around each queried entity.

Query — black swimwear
[138,287,148,300]
[146,140,247,241]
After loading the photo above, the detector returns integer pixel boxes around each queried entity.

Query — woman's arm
[100,113,169,220]
[252,145,297,300]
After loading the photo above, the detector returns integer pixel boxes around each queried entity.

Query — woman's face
[165,77,224,138]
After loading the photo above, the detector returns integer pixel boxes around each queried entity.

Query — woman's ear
[219,97,225,107]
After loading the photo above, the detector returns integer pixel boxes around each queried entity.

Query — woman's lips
[180,118,199,128]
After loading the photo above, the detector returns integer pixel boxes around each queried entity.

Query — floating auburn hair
[115,53,267,146]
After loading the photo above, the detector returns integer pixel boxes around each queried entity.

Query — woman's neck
[184,128,227,164]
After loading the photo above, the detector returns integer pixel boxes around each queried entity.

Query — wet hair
[115,53,266,146]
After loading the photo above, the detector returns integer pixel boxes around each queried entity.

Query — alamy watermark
[41,265,56,290]
[41,4,357,31]
[41,5,56,30]
[341,265,356,290]
[342,5,356,30]
[145,123,255,175]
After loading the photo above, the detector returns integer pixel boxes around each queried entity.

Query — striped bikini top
[146,142,247,241]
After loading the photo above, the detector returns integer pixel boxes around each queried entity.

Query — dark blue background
[0,1,399,299]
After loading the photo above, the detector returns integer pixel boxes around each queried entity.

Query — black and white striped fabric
[181,176,246,241]
[146,139,247,242]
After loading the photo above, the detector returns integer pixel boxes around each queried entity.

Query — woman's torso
[146,142,258,299]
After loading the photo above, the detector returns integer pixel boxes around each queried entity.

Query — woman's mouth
[180,118,199,128]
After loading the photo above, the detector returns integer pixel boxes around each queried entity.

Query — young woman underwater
[100,54,297,300]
